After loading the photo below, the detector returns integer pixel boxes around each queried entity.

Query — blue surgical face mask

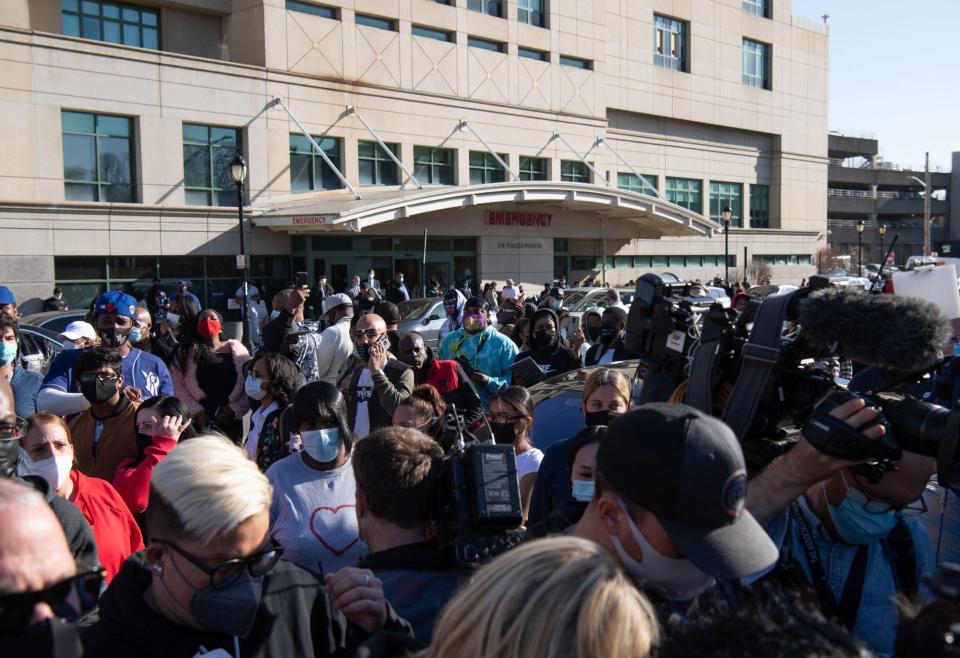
[301,427,342,463]
[823,475,897,545]
[128,327,142,343]
[0,341,17,366]
[571,479,595,502]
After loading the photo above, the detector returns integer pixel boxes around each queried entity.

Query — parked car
[706,286,731,308]
[18,324,65,374]
[19,310,89,335]
[563,287,636,332]
[397,298,447,348]
[528,360,640,452]
[747,284,800,298]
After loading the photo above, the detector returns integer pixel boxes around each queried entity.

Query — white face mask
[61,341,79,350]
[166,312,181,328]
[26,453,74,491]
[610,498,715,602]
[244,374,268,401]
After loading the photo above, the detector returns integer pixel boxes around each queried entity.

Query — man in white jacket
[316,293,355,385]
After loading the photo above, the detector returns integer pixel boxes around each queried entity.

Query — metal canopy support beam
[552,132,610,187]
[595,138,662,199]
[346,105,423,190]
[271,98,360,199]
[459,120,520,182]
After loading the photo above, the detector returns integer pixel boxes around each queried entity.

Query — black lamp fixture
[878,223,888,270]
[721,206,732,283]
[856,219,865,277]
[230,154,250,348]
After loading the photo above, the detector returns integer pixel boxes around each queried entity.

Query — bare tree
[747,260,773,285]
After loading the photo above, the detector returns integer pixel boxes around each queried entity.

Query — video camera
[625,273,960,489]
[433,405,525,565]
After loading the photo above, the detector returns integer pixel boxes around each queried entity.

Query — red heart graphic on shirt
[309,505,360,557]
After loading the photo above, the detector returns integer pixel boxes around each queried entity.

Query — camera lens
[879,395,957,459]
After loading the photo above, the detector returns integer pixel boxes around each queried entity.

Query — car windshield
[570,291,606,312]
[562,291,587,307]
[398,299,435,321]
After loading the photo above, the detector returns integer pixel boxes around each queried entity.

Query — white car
[562,287,635,333]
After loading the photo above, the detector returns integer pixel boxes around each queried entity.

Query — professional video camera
[625,273,960,489]
[433,405,525,565]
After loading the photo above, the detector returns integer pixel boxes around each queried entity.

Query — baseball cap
[596,403,778,579]
[59,321,97,342]
[322,293,353,315]
[177,280,192,287]
[0,286,15,305]
[93,291,138,319]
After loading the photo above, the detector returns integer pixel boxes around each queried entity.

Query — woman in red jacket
[22,412,144,582]
[113,395,195,516]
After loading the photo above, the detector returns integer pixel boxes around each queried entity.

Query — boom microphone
[797,287,950,373]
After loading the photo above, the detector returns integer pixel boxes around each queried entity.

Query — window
[468,0,502,18]
[183,124,241,207]
[710,181,744,228]
[468,36,505,52]
[285,1,337,18]
[617,172,658,195]
[743,0,770,18]
[61,111,135,202]
[519,156,549,181]
[518,47,548,61]
[743,39,771,89]
[290,134,342,192]
[653,15,687,71]
[665,177,701,213]
[414,147,455,185]
[757,254,812,266]
[559,55,591,69]
[518,0,545,27]
[750,184,770,228]
[355,14,395,31]
[61,0,159,49]
[358,140,399,186]
[469,151,507,184]
[561,160,590,183]
[412,25,453,41]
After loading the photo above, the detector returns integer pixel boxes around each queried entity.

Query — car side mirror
[426,314,440,322]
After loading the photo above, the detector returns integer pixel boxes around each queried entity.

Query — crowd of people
[0,270,958,658]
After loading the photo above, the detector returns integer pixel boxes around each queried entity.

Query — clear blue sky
[792,0,960,172]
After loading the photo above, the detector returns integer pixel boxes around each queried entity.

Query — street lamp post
[878,223,888,271]
[856,219,865,277]
[721,206,732,284]
[229,154,249,347]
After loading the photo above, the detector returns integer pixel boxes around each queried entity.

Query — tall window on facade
[710,181,744,227]
[617,172,658,196]
[358,141,399,186]
[743,39,771,89]
[519,157,549,181]
[561,160,590,183]
[62,111,135,202]
[517,0,545,27]
[414,147,455,185]
[468,0,502,18]
[665,177,702,213]
[290,135,342,193]
[182,124,241,206]
[469,152,507,184]
[742,0,771,18]
[62,0,159,49]
[750,184,770,228]
[653,15,687,71]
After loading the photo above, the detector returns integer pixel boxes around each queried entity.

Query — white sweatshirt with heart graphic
[267,452,367,576]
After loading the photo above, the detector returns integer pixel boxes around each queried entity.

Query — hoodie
[515,308,582,380]
[81,552,413,658]
[437,290,467,342]
[438,325,518,408]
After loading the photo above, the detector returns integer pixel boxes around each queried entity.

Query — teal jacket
[438,326,518,408]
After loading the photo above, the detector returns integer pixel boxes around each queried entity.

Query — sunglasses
[0,568,104,635]
[352,328,383,339]
[151,538,284,589]
[0,416,28,441]
[78,372,118,384]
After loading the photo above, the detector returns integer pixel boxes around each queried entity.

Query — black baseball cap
[596,403,778,579]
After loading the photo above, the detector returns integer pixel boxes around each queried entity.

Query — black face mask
[79,376,119,404]
[0,437,18,478]
[584,410,623,428]
[98,326,131,349]
[600,326,619,345]
[533,330,556,350]
[489,421,519,445]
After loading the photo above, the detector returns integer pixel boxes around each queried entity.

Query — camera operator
[438,297,518,408]
[568,403,779,622]
[747,396,936,657]
[353,426,474,644]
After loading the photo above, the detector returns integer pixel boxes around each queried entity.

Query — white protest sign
[891,265,960,338]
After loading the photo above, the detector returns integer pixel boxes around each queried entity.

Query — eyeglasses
[0,416,27,441]
[78,372,118,384]
[150,538,284,589]
[352,328,383,339]
[485,413,524,424]
[846,471,929,517]
[0,567,104,634]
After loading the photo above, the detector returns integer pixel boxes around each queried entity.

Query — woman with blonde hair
[528,367,632,524]
[418,536,658,658]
